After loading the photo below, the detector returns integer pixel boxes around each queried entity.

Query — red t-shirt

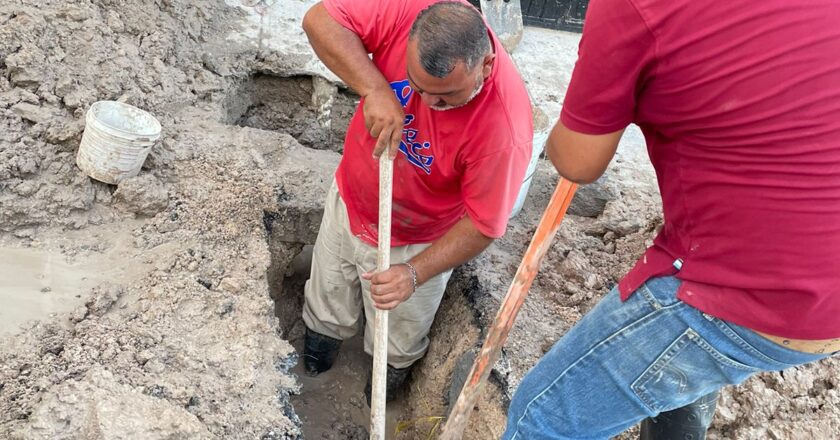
[323,0,532,246]
[564,0,840,339]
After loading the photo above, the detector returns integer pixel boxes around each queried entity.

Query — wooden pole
[439,178,578,440]
[370,153,394,440]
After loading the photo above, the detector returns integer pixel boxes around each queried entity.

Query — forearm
[409,216,494,285]
[302,3,390,98]
[546,121,624,184]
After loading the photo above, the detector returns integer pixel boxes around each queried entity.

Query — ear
[481,53,495,78]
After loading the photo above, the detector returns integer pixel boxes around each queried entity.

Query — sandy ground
[0,1,838,439]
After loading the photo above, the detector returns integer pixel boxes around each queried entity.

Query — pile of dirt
[0,110,341,439]
[0,0,244,234]
[1,0,837,439]
[0,0,342,438]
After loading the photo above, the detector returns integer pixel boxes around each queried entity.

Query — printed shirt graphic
[391,80,434,175]
[323,0,533,246]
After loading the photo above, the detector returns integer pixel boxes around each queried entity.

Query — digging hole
[266,235,411,438]
[265,240,496,438]
[251,72,481,438]
[225,73,358,153]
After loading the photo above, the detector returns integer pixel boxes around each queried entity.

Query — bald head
[409,1,492,78]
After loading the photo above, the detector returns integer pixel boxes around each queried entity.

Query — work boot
[640,391,719,440]
[364,364,412,406]
[302,327,342,377]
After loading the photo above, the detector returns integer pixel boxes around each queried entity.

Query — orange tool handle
[440,178,578,439]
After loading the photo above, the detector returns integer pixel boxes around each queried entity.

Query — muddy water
[0,247,106,335]
[291,335,411,439]
[0,223,151,336]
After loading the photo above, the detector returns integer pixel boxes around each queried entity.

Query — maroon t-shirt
[563,0,840,339]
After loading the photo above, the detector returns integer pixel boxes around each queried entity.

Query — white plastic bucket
[76,101,162,185]
[509,130,548,218]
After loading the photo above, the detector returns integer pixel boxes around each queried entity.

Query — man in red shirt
[300,0,531,403]
[503,0,840,438]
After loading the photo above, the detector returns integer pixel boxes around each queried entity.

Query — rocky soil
[0,1,837,439]
[0,1,339,438]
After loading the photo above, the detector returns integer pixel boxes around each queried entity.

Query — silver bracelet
[404,262,418,293]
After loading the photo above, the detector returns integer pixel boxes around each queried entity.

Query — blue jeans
[502,276,831,440]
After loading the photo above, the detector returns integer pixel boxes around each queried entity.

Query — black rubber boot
[364,364,412,406]
[640,391,719,440]
[302,327,342,377]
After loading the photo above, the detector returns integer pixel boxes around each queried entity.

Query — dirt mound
[1,1,837,439]
[0,0,340,438]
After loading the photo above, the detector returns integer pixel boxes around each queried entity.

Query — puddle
[268,246,410,439]
[290,335,409,440]
[0,248,98,335]
[0,223,149,336]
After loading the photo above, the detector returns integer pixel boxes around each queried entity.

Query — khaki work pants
[302,180,453,369]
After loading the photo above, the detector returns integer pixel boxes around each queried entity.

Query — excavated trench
[262,228,504,439]
[225,73,358,153]
[244,73,508,438]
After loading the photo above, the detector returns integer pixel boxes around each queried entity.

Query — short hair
[409,2,492,78]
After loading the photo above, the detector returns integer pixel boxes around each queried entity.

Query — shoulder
[479,49,533,153]
[323,0,442,30]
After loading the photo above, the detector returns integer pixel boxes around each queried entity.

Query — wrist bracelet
[405,262,418,292]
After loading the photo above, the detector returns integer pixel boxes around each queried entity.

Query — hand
[362,264,416,310]
[362,86,404,159]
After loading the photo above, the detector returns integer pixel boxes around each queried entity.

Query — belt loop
[673,258,684,271]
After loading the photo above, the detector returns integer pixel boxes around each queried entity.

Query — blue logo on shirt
[390,80,434,174]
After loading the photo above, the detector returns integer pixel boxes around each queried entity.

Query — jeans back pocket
[631,328,760,413]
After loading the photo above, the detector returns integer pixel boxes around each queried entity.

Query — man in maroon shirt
[503,0,840,438]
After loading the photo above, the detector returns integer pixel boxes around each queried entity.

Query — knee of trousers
[302,297,360,340]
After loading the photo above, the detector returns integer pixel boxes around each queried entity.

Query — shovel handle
[440,178,578,440]
[370,154,394,440]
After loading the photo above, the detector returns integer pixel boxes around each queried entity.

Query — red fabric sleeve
[560,0,657,134]
[322,0,397,54]
[460,143,531,238]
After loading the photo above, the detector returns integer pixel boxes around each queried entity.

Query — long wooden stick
[371,153,394,440]
[439,178,578,440]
